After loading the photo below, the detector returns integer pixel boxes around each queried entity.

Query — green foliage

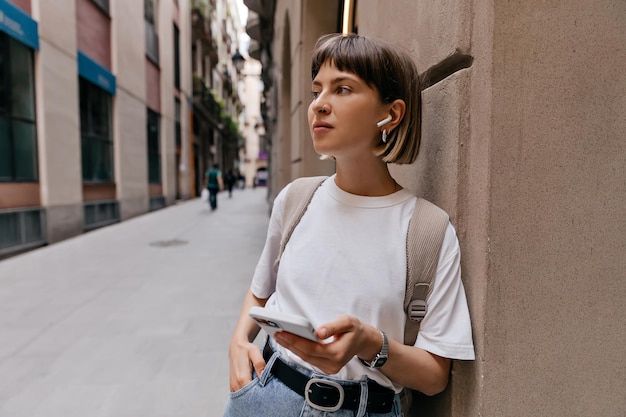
[222,113,238,134]
[192,75,241,146]
[191,0,212,16]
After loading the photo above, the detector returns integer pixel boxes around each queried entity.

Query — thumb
[317,315,358,340]
[250,348,266,378]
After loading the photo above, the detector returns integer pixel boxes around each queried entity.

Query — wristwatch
[359,331,388,369]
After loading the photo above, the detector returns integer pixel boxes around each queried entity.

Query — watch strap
[359,331,388,369]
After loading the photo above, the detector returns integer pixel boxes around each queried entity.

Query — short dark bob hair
[311,33,422,164]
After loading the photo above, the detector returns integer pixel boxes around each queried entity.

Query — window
[147,108,161,184]
[84,201,119,230]
[175,98,181,148]
[173,24,180,89]
[92,0,110,15]
[79,78,113,182]
[145,0,159,63]
[0,34,38,182]
[0,207,46,254]
[144,0,155,23]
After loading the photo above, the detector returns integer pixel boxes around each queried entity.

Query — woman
[224,33,474,417]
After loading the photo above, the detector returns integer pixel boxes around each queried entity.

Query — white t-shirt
[250,176,475,392]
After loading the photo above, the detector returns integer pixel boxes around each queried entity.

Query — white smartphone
[249,306,319,342]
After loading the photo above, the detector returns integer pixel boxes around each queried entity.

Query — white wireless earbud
[376,114,393,127]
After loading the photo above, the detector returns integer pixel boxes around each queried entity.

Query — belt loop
[259,339,279,387]
[355,379,369,417]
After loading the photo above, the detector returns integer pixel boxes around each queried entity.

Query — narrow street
[0,188,270,417]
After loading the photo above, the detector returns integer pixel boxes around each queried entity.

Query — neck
[334,161,400,196]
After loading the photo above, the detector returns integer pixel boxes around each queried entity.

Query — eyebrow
[311,76,359,86]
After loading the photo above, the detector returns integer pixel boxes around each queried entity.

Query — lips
[312,121,333,134]
[313,121,333,129]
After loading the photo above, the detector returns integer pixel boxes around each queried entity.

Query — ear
[386,99,406,132]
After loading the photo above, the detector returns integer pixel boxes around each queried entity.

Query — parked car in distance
[254,167,268,187]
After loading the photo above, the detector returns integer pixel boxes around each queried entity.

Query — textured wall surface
[485,1,626,415]
[110,0,149,220]
[35,0,84,241]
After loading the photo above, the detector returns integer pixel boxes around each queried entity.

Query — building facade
[237,58,266,189]
[0,0,248,258]
[244,0,626,416]
[190,0,245,197]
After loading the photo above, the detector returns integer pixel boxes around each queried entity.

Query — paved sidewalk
[0,188,271,417]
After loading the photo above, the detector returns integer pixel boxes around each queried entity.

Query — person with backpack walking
[204,163,223,210]
[224,33,474,417]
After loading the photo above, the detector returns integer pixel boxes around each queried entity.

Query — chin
[311,140,328,154]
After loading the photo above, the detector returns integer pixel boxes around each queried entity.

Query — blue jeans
[223,344,403,417]
[208,187,219,210]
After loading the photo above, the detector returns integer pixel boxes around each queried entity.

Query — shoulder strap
[403,198,450,345]
[273,176,328,272]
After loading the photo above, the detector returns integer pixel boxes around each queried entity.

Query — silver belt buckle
[304,378,345,412]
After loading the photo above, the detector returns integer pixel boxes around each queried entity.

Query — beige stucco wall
[266,0,626,415]
[483,2,626,415]
[34,0,84,242]
[176,0,192,200]
[157,0,176,205]
[111,0,149,220]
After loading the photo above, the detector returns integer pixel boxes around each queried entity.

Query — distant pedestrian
[224,169,236,198]
[204,163,223,210]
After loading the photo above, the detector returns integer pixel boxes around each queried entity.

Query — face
[308,62,388,161]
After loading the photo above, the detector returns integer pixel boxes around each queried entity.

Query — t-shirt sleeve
[249,184,290,299]
[415,222,475,360]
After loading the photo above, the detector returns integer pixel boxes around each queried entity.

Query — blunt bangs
[312,34,400,104]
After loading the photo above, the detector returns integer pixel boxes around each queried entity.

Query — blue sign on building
[78,51,116,95]
[0,0,39,50]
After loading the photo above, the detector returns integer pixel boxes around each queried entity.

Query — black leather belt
[263,340,394,413]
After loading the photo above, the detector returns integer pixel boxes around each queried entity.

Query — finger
[317,315,358,339]
[276,332,345,367]
[250,344,266,378]
[277,339,349,375]
[275,332,323,359]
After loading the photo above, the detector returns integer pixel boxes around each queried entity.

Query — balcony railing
[193,75,221,118]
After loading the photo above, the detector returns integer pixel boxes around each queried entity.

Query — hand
[228,339,266,392]
[274,315,378,375]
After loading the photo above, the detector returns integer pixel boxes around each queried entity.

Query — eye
[311,91,320,99]
[337,86,350,94]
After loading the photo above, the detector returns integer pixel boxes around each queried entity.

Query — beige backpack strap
[273,176,328,272]
[403,198,450,345]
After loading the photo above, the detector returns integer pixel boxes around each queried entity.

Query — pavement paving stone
[0,188,271,417]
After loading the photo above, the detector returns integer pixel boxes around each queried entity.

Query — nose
[311,94,330,114]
